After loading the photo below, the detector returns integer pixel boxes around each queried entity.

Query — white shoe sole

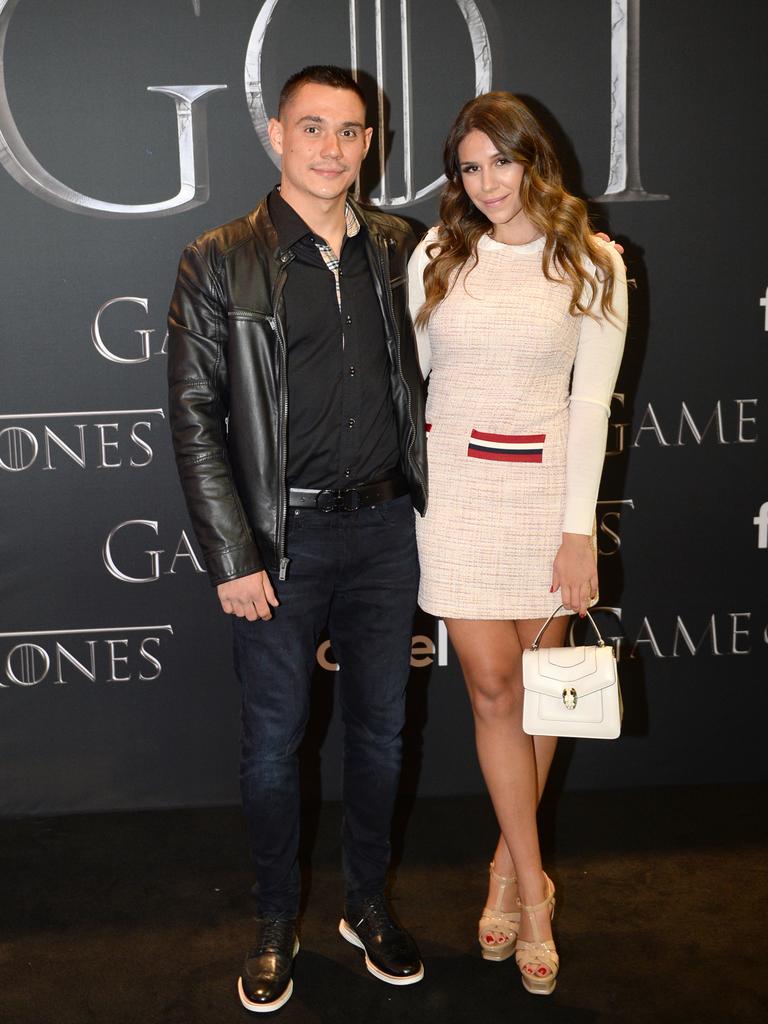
[237,938,300,1012]
[338,918,424,986]
[521,976,557,996]
[480,945,516,962]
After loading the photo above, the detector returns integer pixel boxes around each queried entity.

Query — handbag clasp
[562,687,578,710]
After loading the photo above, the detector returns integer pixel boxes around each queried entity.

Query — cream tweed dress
[408,229,627,620]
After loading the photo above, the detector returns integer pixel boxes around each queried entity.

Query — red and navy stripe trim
[467,429,545,463]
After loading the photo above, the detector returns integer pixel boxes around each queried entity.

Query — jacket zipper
[228,304,290,578]
[269,261,291,580]
[375,237,425,503]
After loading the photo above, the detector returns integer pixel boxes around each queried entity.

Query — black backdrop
[1,0,766,816]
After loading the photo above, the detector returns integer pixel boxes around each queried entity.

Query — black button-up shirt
[268,188,401,490]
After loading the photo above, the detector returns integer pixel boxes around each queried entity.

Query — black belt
[288,475,409,512]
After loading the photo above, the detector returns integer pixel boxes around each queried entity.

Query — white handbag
[522,606,622,740]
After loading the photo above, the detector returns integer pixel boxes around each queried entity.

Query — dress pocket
[467,428,545,463]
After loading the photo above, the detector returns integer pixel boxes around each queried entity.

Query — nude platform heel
[515,873,558,995]
[478,862,521,961]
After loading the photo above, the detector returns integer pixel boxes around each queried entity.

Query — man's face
[268,83,372,205]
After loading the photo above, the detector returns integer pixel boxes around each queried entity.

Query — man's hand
[217,571,279,621]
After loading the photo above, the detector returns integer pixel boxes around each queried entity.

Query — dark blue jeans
[232,495,419,918]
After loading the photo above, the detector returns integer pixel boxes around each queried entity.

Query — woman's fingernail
[579,612,585,618]
[549,586,554,593]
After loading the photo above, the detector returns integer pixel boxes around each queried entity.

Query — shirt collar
[268,186,361,252]
[343,202,361,239]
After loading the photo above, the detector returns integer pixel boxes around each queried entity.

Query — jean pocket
[287,508,307,532]
[363,493,412,526]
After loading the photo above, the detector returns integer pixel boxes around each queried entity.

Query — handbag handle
[530,605,606,651]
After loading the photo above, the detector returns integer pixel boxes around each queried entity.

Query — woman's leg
[488,733,558,879]
[487,617,564,899]
[446,616,567,955]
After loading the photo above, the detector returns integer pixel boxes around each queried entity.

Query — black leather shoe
[339,894,424,985]
[238,917,299,1013]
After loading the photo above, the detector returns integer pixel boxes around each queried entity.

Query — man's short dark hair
[278,65,366,118]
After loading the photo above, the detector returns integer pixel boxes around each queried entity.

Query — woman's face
[457,129,534,243]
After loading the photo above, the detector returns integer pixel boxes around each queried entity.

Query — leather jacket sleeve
[167,242,265,585]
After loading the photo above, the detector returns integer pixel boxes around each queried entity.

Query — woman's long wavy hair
[415,92,618,328]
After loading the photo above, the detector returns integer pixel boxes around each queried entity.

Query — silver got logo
[245,0,492,208]
[0,0,665,216]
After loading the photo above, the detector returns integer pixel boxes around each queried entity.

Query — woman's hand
[551,533,597,616]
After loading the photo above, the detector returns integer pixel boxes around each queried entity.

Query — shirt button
[349,364,355,376]
[348,418,355,429]
[345,315,352,325]
[344,467,351,478]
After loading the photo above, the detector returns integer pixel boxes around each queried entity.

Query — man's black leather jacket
[167,196,428,586]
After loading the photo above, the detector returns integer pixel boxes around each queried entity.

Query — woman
[408,92,628,995]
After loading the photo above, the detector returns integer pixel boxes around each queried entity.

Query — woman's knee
[465,670,522,720]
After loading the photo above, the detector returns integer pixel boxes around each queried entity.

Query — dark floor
[1,784,766,1024]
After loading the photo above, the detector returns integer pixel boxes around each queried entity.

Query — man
[167,66,427,1012]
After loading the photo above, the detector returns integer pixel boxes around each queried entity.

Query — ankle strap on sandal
[489,861,517,885]
[519,874,555,914]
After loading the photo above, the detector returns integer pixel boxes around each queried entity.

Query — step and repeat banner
[1,0,766,815]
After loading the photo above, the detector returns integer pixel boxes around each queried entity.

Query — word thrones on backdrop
[0,411,159,472]
[0,626,172,688]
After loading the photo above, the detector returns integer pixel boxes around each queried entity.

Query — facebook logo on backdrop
[754,502,768,548]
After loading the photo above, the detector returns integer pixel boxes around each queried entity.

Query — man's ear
[267,117,283,156]
[362,125,373,159]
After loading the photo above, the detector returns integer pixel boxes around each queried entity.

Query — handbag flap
[523,645,616,698]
